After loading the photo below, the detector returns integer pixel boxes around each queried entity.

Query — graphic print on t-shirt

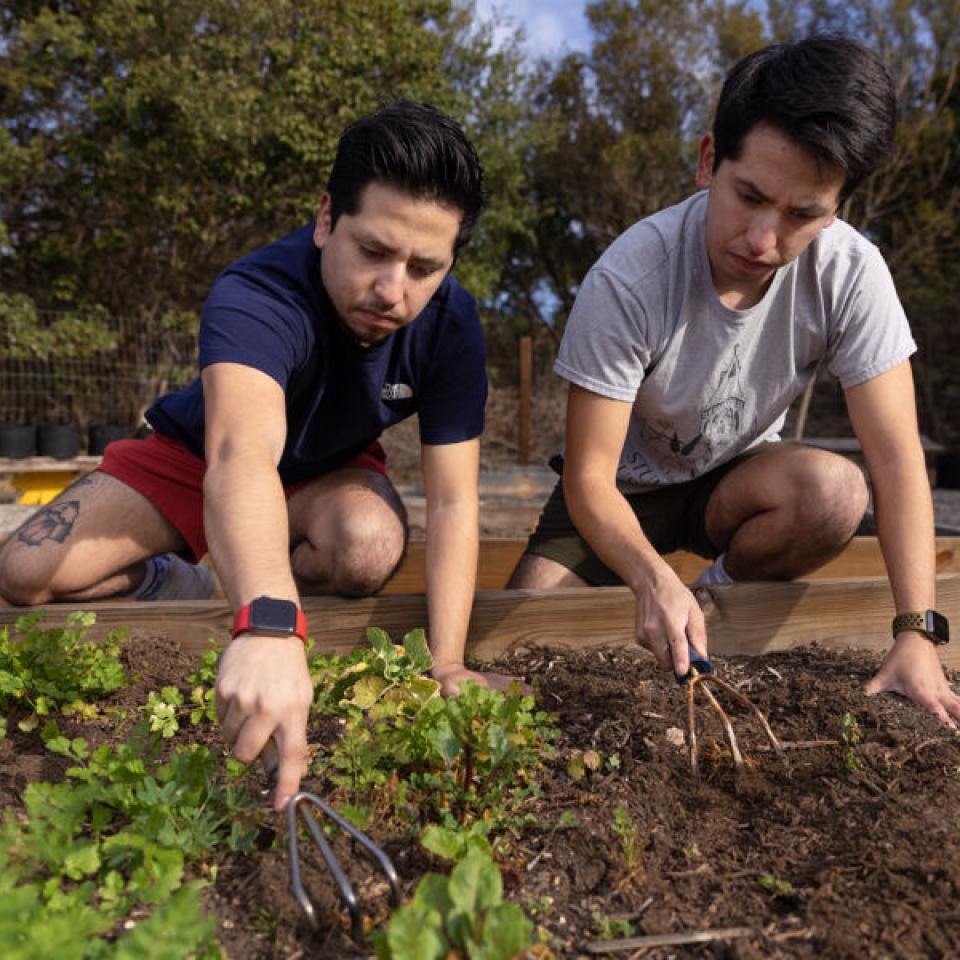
[381,382,414,401]
[699,344,748,458]
[625,344,755,484]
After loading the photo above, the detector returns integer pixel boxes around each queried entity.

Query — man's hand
[431,662,532,698]
[865,630,960,727]
[632,565,708,678]
[215,632,315,810]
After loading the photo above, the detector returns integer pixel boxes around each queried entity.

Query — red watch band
[232,597,308,643]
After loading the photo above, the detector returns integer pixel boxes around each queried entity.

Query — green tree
[0,0,528,319]
[499,0,764,338]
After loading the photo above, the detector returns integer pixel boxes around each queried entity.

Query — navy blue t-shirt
[147,225,487,484]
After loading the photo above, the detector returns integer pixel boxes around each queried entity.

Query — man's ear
[313,194,332,248]
[695,134,716,189]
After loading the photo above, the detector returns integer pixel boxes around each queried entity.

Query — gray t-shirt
[555,191,916,492]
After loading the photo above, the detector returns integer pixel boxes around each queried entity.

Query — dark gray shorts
[526,444,776,585]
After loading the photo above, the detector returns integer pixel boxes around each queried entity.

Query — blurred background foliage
[1,0,958,441]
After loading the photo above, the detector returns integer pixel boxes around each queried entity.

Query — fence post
[518,335,532,465]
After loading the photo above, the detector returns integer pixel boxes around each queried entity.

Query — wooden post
[518,335,532,465]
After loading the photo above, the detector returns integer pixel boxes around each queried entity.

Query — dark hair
[326,100,485,253]
[712,34,896,202]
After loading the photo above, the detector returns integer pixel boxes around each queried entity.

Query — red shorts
[99,433,388,562]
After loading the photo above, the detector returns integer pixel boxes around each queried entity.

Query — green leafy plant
[0,612,126,733]
[2,716,259,957]
[420,821,494,862]
[841,712,862,771]
[682,841,701,861]
[373,847,534,960]
[142,646,222,738]
[592,911,636,940]
[316,627,440,719]
[758,874,795,898]
[311,629,557,833]
[611,806,639,870]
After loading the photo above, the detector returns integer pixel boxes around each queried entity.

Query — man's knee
[326,508,407,596]
[797,453,868,539]
[507,552,588,589]
[0,541,57,605]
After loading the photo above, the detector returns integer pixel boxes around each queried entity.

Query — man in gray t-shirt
[510,35,959,726]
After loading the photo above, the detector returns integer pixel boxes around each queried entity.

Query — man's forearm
[424,498,479,669]
[203,453,299,608]
[871,456,936,613]
[565,472,670,590]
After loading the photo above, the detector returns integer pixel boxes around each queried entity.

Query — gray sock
[130,555,170,600]
[694,552,734,587]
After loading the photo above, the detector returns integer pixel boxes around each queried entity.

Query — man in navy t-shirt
[0,101,520,808]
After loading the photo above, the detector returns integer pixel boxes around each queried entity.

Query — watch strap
[232,598,308,643]
[892,612,928,635]
[891,609,949,645]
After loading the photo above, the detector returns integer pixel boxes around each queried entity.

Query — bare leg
[507,553,589,589]
[286,469,408,597]
[705,445,868,580]
[0,471,187,605]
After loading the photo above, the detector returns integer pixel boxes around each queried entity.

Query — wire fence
[0,311,198,443]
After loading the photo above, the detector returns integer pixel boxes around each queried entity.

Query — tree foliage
[502,0,958,440]
[0,0,529,321]
[2,0,958,440]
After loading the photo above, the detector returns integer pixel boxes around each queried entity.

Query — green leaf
[62,842,101,879]
[412,873,454,917]
[421,824,492,863]
[446,909,475,951]
[384,904,448,960]
[448,848,502,917]
[351,674,388,709]
[428,720,462,765]
[476,902,533,959]
[401,629,433,674]
[367,627,395,662]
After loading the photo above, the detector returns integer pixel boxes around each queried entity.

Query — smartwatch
[891,609,950,645]
[232,596,308,643]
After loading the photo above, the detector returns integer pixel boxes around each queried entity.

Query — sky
[474,0,592,59]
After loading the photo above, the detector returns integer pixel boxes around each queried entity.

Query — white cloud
[474,0,590,57]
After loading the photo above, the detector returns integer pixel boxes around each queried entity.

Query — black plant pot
[0,424,37,459]
[937,452,960,490]
[37,423,81,460]
[88,424,129,456]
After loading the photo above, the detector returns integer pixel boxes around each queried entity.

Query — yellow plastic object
[11,471,81,505]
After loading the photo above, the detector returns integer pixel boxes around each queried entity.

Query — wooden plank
[518,335,532,465]
[2,535,958,599]
[805,435,945,454]
[382,536,960,595]
[0,455,101,475]
[3,574,958,671]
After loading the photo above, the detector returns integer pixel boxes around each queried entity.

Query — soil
[4,634,959,960]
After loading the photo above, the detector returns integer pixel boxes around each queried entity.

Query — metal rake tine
[692,673,745,771]
[287,791,400,940]
[706,674,785,756]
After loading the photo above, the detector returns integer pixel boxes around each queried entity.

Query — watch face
[249,597,298,635]
[926,609,950,645]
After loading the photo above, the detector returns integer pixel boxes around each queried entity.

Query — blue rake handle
[675,643,713,685]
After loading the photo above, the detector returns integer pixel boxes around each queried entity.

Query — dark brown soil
[4,636,960,960]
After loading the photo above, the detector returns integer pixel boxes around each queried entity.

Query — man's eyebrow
[735,177,832,217]
[355,231,449,269]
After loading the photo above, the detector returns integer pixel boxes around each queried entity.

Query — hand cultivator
[677,644,785,779]
[262,742,400,939]
[286,790,400,940]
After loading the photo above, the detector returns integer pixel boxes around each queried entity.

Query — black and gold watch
[891,609,950,645]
